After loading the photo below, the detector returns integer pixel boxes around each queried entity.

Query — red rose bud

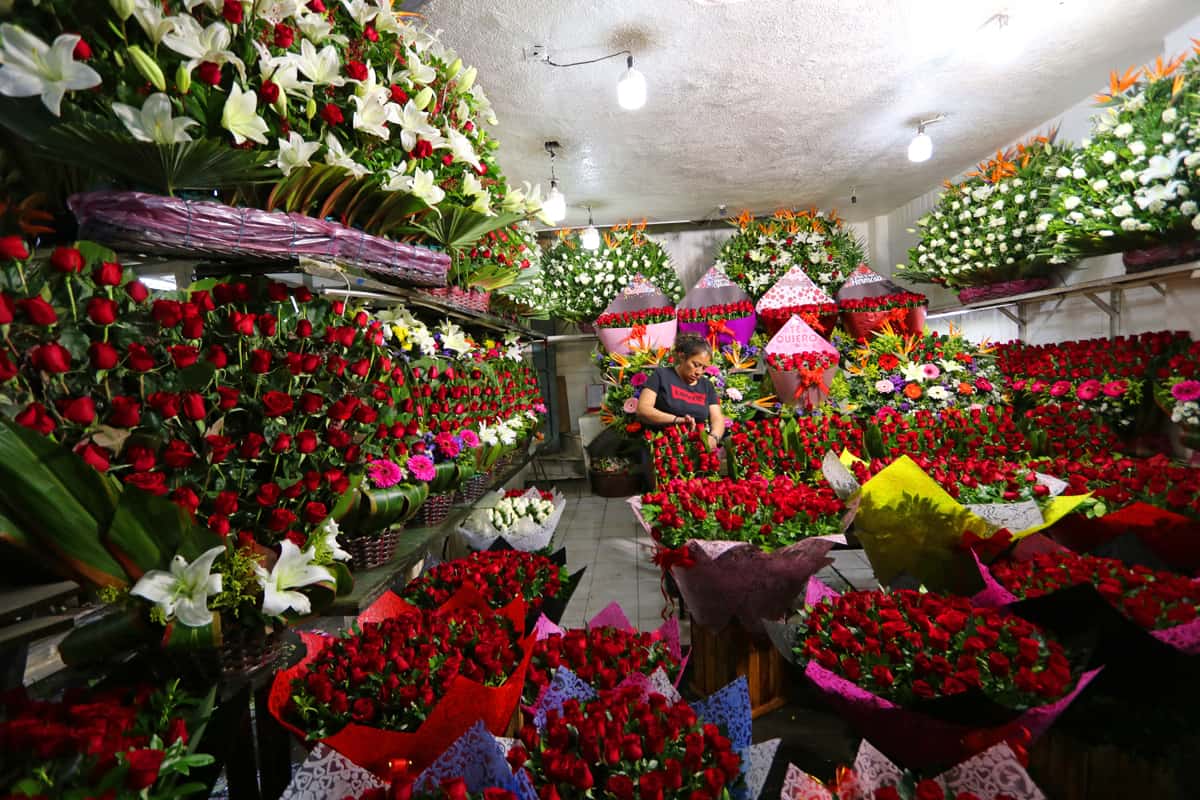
[256,481,281,507]
[248,348,272,374]
[259,78,280,104]
[240,432,265,459]
[181,392,206,421]
[363,23,379,42]
[127,342,155,371]
[15,402,55,435]
[266,507,298,532]
[222,0,244,24]
[307,0,325,10]
[85,296,117,325]
[272,433,292,453]
[303,501,328,524]
[345,60,368,81]
[206,344,229,368]
[198,61,222,86]
[93,260,123,286]
[152,299,183,327]
[296,429,319,453]
[148,391,181,418]
[50,246,84,273]
[77,442,110,471]
[0,351,14,382]
[59,396,96,426]
[217,386,240,409]
[350,358,371,378]
[262,390,294,417]
[321,103,344,126]
[32,343,71,373]
[206,435,235,463]
[171,486,200,515]
[18,296,58,326]
[0,292,12,324]
[89,341,120,370]
[296,319,314,337]
[125,749,165,791]
[389,84,408,104]
[108,396,141,427]
[257,313,278,336]
[0,235,29,261]
[412,139,433,159]
[125,280,150,302]
[332,300,345,314]
[273,23,294,48]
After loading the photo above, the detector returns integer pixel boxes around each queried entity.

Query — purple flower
[366,459,406,488]
[898,401,913,412]
[631,372,649,388]
[407,454,436,482]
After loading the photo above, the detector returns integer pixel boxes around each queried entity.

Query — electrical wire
[545,49,631,68]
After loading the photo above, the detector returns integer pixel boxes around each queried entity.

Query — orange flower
[1094,66,1141,104]
[957,381,975,396]
[903,382,923,400]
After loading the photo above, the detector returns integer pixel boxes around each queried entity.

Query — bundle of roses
[862,406,1030,463]
[1009,376,1142,430]
[765,351,838,372]
[1044,45,1200,261]
[455,222,545,295]
[540,224,682,323]
[836,292,928,315]
[833,327,1003,416]
[1,2,543,236]
[271,588,533,775]
[774,583,1097,768]
[715,209,865,299]
[1029,452,1200,519]
[507,686,746,800]
[594,306,676,329]
[676,300,754,324]
[644,424,724,484]
[726,415,864,479]
[399,550,569,613]
[639,475,845,551]
[1018,402,1124,460]
[846,455,1062,506]
[898,133,1075,291]
[0,680,213,799]
[993,331,1189,382]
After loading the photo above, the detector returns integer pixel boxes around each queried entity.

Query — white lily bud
[110,0,136,20]
[458,67,477,94]
[414,87,434,110]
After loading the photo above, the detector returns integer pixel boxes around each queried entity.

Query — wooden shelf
[0,581,78,625]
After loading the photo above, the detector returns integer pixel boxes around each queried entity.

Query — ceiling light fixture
[580,206,600,250]
[542,141,566,223]
[543,48,647,111]
[907,115,945,163]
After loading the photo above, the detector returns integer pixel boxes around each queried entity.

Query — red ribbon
[793,364,832,399]
[706,318,734,348]
[652,545,696,619]
[622,323,649,348]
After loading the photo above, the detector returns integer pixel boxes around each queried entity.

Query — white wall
[868,13,1200,345]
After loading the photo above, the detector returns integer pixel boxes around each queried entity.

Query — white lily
[1135,182,1182,211]
[396,99,439,152]
[286,39,345,87]
[403,48,437,85]
[444,129,483,170]
[900,362,928,383]
[256,540,334,617]
[501,184,526,213]
[295,9,345,45]
[163,16,245,79]
[438,320,472,353]
[463,172,488,199]
[272,131,321,175]
[112,92,198,144]
[256,0,305,23]
[398,167,445,205]
[324,134,369,178]
[1139,151,1186,184]
[937,358,964,374]
[340,0,379,26]
[221,83,269,145]
[351,86,401,139]
[131,545,225,628]
[372,0,407,34]
[316,518,351,562]
[132,1,177,45]
[497,422,518,446]
[0,25,102,116]
[469,190,493,216]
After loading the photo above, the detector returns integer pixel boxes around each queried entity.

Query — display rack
[926,260,1199,340]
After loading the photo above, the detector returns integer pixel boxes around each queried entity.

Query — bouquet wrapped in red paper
[766,582,1098,769]
[755,264,839,337]
[269,587,534,775]
[765,317,841,409]
[675,266,757,347]
[594,277,678,355]
[835,265,927,340]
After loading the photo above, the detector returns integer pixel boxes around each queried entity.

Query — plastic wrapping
[456,488,567,552]
[595,276,677,354]
[676,266,757,346]
[756,264,838,336]
[69,190,449,287]
[765,317,840,409]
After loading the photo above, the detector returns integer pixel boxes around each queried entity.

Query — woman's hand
[677,414,697,428]
[704,432,718,452]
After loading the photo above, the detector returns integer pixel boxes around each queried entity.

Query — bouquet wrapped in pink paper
[676,266,757,347]
[756,264,839,337]
[835,265,927,340]
[594,276,678,354]
[765,317,841,409]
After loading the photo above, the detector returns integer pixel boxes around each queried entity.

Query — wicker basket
[455,472,491,505]
[1123,237,1200,273]
[423,286,492,312]
[166,627,285,682]
[409,492,454,527]
[957,278,1051,304]
[342,527,404,570]
[590,471,644,498]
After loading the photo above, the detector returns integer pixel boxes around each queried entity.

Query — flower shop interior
[4,1,1200,799]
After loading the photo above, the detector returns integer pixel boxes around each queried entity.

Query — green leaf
[103,485,223,578]
[180,362,217,391]
[406,206,526,253]
[165,616,220,649]
[76,241,118,266]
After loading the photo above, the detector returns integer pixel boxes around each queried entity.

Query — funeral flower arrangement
[715,209,865,299]
[898,133,1074,291]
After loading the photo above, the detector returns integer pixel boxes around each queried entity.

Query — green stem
[65,280,78,322]
[14,262,27,294]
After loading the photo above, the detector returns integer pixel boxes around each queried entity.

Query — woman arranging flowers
[636,334,726,453]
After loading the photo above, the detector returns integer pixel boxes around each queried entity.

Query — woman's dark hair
[673,333,712,358]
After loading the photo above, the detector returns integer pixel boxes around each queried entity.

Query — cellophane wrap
[267,586,534,775]
[69,190,449,286]
[677,266,756,346]
[456,488,567,552]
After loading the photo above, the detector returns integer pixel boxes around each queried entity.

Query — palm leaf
[407,206,526,252]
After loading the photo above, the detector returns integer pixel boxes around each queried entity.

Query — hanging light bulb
[581,207,600,250]
[543,181,566,223]
[617,55,646,110]
[907,127,933,163]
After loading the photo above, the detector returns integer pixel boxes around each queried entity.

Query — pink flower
[1012,379,1027,391]
[407,454,435,483]
[1075,379,1102,401]
[1030,380,1048,394]
[1171,380,1200,403]
[367,459,405,488]
[1102,380,1128,398]
[921,363,940,380]
[630,372,649,388]
[622,397,639,414]
[1049,380,1072,398]
[974,378,993,392]
[460,429,481,448]
[435,432,461,459]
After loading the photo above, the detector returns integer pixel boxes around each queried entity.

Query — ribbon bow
[621,323,649,349]
[794,364,833,399]
[705,317,734,348]
[652,545,696,617]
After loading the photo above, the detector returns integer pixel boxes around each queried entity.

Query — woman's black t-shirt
[643,366,718,425]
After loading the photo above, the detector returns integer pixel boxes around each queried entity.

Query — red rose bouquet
[1019,402,1123,460]
[727,416,865,479]
[835,265,928,340]
[400,550,569,612]
[837,293,929,315]
[862,407,1028,463]
[759,302,840,336]
[676,300,755,324]
[0,680,213,799]
[595,307,676,329]
[644,424,723,483]
[507,687,745,800]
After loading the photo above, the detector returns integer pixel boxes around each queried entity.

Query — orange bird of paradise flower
[1143,53,1187,82]
[1094,66,1141,103]
[730,210,754,230]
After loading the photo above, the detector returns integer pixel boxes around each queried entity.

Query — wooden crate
[1028,729,1181,800]
[689,616,787,718]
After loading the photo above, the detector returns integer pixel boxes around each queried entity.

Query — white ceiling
[421,0,1198,227]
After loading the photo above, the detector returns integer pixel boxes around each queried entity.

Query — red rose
[152,299,183,328]
[216,386,239,410]
[197,61,222,86]
[214,490,239,517]
[89,341,120,370]
[298,392,323,414]
[171,486,201,515]
[169,344,200,368]
[303,501,328,524]
[206,435,235,463]
[59,396,96,426]
[248,349,272,374]
[296,319,314,337]
[93,261,123,286]
[31,343,71,373]
[345,60,368,81]
[125,280,149,303]
[125,749,165,791]
[389,84,409,104]
[261,390,294,417]
[50,246,84,273]
[18,296,58,326]
[181,392,206,421]
[266,507,297,532]
[182,316,204,339]
[257,313,278,336]
[441,779,468,800]
[0,292,12,324]
[166,717,189,745]
[349,358,371,378]
[240,432,265,458]
[15,402,55,435]
[320,103,344,126]
[77,442,110,472]
[206,345,229,369]
[126,342,155,372]
[606,776,634,800]
[874,789,902,800]
[914,779,945,800]
[108,396,141,427]
[85,296,117,325]
[162,439,195,469]
[256,482,281,506]
[271,433,292,453]
[412,139,433,159]
[0,235,28,260]
[296,430,318,453]
[148,391,181,418]
[273,23,294,48]
[222,0,243,23]
[259,78,280,104]
[0,351,15,382]
[125,470,168,495]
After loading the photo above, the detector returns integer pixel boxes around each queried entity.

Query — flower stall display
[2,4,540,274]
[675,265,757,347]
[898,133,1075,301]
[726,415,865,479]
[771,584,1097,768]
[764,316,840,409]
[1154,338,1200,458]
[270,589,534,775]
[0,680,215,800]
[755,263,839,337]
[540,223,682,324]
[449,221,544,300]
[781,739,1045,800]
[835,265,927,340]
[644,424,725,485]
[457,487,567,552]
[833,326,1005,416]
[399,550,571,614]
[1045,46,1200,269]
[594,275,678,355]
[715,209,865,299]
